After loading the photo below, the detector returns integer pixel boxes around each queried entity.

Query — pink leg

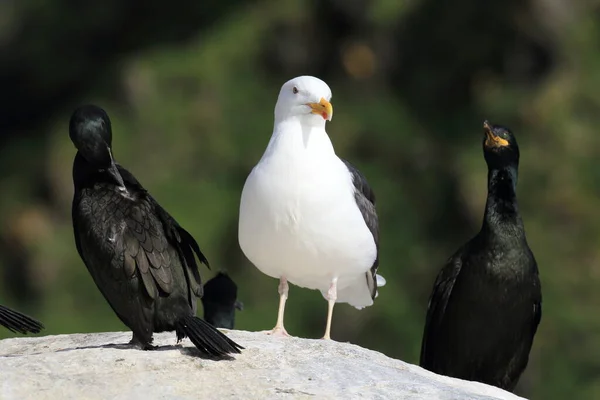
[322,277,338,340]
[261,277,291,337]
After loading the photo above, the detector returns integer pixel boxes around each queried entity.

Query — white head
[274,76,333,127]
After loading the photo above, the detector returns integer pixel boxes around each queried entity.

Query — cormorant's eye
[292,87,299,94]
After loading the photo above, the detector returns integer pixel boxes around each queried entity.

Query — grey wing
[342,159,380,299]
[419,254,462,368]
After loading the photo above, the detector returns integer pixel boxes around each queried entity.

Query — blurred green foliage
[1,0,599,398]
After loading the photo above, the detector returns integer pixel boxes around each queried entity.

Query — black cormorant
[70,105,242,357]
[0,304,44,334]
[419,121,542,392]
[201,272,243,329]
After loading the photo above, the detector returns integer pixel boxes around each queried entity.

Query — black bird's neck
[481,166,524,239]
[72,152,130,192]
[73,152,103,189]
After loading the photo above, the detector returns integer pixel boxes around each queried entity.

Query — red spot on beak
[322,112,328,120]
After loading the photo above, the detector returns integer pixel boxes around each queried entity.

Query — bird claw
[261,327,291,337]
[130,334,155,350]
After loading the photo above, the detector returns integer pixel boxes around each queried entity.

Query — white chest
[238,137,376,289]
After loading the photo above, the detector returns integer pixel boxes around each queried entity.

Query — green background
[1,1,598,398]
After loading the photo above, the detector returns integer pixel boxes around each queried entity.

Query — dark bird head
[69,105,126,190]
[202,272,243,330]
[482,120,520,169]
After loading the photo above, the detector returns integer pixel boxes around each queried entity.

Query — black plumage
[419,121,542,392]
[0,304,44,334]
[201,272,243,329]
[69,105,242,357]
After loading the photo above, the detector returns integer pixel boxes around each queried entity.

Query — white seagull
[238,76,385,340]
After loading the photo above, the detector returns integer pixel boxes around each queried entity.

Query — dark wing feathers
[419,254,462,367]
[342,159,378,246]
[0,304,44,334]
[179,227,210,267]
[118,165,207,298]
[149,197,207,298]
[123,245,137,278]
[135,249,158,299]
[342,159,380,299]
[73,165,210,332]
[177,241,204,298]
[343,160,376,204]
[74,220,154,342]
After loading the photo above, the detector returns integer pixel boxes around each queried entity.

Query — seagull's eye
[292,86,299,94]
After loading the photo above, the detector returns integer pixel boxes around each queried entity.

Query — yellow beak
[483,120,509,147]
[307,98,333,121]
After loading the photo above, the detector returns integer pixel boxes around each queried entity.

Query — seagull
[238,76,385,340]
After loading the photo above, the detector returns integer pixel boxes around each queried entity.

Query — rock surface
[0,330,524,400]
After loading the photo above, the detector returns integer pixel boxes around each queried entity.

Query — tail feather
[176,315,243,357]
[0,305,44,334]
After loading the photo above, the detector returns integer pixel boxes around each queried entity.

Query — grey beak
[106,147,128,194]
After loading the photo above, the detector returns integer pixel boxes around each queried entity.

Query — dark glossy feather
[0,304,44,334]
[72,153,242,356]
[420,235,541,391]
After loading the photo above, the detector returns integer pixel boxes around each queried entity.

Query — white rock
[0,330,525,400]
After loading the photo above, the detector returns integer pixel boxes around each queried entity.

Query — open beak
[307,98,333,121]
[483,120,509,148]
